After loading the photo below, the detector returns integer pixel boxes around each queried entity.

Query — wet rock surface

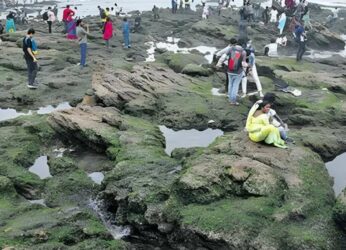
[1,2,346,249]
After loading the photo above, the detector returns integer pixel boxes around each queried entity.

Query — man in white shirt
[47,7,56,34]
[264,38,278,57]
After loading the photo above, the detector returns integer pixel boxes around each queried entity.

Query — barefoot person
[23,28,38,89]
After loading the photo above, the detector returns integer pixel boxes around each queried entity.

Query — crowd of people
[1,0,338,148]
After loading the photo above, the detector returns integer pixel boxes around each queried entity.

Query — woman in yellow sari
[245,101,287,148]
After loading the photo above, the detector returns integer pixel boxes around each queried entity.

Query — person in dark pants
[152,5,159,20]
[23,28,38,89]
[47,7,56,33]
[297,40,306,61]
[262,6,269,24]
[295,25,306,61]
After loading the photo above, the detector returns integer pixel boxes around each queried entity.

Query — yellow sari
[246,104,287,148]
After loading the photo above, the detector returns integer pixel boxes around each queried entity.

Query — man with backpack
[44,7,56,33]
[23,28,39,89]
[216,38,248,106]
[63,5,75,34]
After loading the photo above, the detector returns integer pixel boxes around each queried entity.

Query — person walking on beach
[76,19,89,68]
[23,28,38,89]
[122,17,131,49]
[63,5,75,33]
[47,7,56,34]
[217,38,248,106]
[103,17,114,49]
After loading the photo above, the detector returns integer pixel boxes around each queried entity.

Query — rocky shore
[1,2,346,249]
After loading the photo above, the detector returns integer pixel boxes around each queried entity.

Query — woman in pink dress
[103,17,114,48]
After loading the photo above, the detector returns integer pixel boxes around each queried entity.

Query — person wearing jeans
[122,17,131,48]
[228,72,244,104]
[23,28,38,89]
[217,38,248,105]
[76,19,89,68]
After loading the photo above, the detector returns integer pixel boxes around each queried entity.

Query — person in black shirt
[23,28,38,89]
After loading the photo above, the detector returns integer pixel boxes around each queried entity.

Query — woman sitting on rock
[245,101,287,148]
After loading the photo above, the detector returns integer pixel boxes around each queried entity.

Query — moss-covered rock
[159,52,208,73]
[182,63,213,76]
[333,189,346,231]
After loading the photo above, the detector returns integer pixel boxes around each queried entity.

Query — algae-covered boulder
[160,52,208,72]
[333,189,346,231]
[48,157,78,176]
[0,176,16,195]
[182,63,212,76]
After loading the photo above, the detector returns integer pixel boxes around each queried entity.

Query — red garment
[103,21,113,41]
[63,8,75,21]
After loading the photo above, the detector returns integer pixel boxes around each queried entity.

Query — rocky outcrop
[1,3,346,249]
[334,189,346,232]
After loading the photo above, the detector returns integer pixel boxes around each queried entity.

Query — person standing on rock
[62,5,75,34]
[241,46,264,98]
[47,7,56,34]
[122,17,131,49]
[23,28,38,89]
[103,17,114,49]
[262,6,269,24]
[76,19,89,68]
[66,12,77,40]
[294,24,306,61]
[216,38,248,106]
[277,12,287,35]
[152,5,159,20]
[172,0,178,14]
[5,13,16,33]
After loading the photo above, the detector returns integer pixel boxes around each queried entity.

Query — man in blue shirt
[122,17,131,49]
[23,28,38,89]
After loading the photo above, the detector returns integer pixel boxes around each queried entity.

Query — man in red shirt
[62,5,75,33]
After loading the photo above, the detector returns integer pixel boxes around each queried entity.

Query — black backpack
[42,12,48,21]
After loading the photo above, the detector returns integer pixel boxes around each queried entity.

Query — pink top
[103,21,114,41]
